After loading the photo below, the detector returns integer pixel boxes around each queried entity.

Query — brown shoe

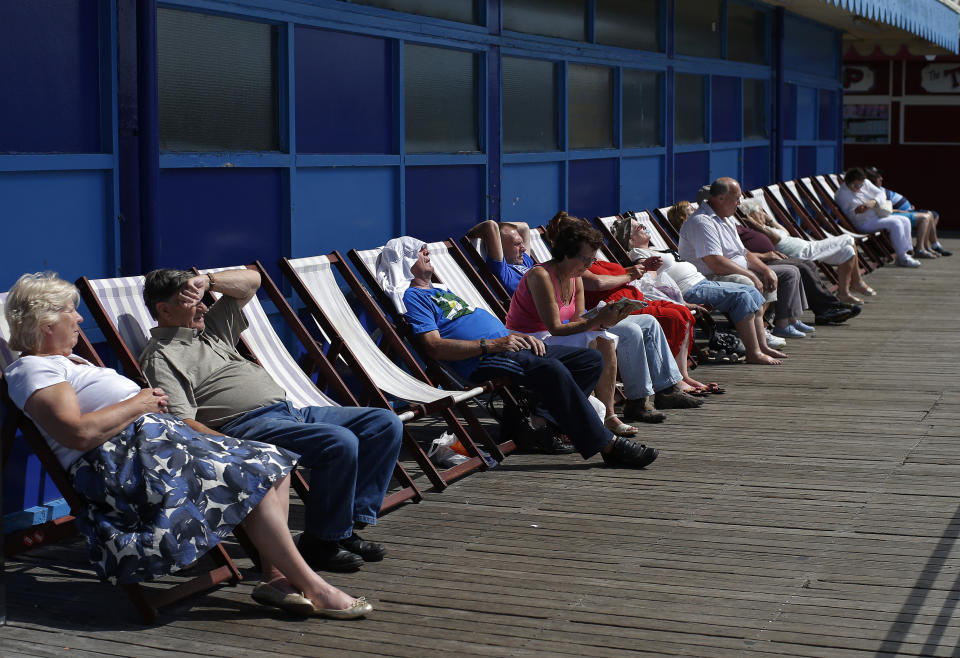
[654,388,704,410]
[622,397,666,423]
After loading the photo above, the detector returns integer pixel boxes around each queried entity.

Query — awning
[822,0,960,53]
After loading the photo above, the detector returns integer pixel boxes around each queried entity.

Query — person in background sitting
[465,219,536,296]
[864,166,949,258]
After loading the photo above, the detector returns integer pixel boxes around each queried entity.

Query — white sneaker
[896,255,921,268]
[765,330,787,348]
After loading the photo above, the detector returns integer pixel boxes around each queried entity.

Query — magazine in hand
[581,297,647,320]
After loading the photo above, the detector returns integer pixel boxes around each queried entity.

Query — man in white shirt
[678,178,786,365]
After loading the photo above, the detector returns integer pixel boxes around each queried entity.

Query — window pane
[711,76,739,142]
[674,74,705,144]
[818,89,837,140]
[675,0,721,59]
[503,0,586,41]
[596,0,659,52]
[158,9,278,152]
[568,64,613,149]
[346,0,478,24]
[727,4,767,64]
[622,69,661,147]
[503,57,558,153]
[744,79,768,139]
[404,44,478,153]
[843,103,889,144]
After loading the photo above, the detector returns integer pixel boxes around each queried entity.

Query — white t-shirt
[4,354,141,468]
[629,247,704,294]
[678,206,749,276]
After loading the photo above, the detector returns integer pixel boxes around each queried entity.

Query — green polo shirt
[139,296,285,428]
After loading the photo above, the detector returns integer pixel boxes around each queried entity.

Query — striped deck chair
[457,236,514,311]
[0,293,242,623]
[807,174,894,265]
[349,241,531,444]
[197,264,424,508]
[651,206,690,247]
[77,271,421,513]
[268,253,499,487]
[796,177,878,274]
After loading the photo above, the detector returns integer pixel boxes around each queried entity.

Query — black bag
[709,330,745,356]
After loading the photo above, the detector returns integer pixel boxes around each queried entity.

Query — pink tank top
[505,264,578,333]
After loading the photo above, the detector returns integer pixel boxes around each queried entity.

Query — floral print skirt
[68,413,298,584]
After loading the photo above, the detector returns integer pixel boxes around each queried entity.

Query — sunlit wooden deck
[3,238,960,657]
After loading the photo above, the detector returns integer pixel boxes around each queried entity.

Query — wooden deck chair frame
[777,178,891,267]
[266,254,498,490]
[457,236,515,312]
[792,177,880,275]
[0,305,242,624]
[804,176,896,266]
[737,189,840,286]
[348,242,531,451]
[649,207,688,247]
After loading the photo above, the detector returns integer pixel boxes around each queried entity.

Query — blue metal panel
[405,165,484,240]
[568,158,618,218]
[709,148,739,184]
[711,76,740,142]
[796,145,816,178]
[157,168,282,280]
[781,146,795,181]
[295,26,394,154]
[783,14,840,78]
[0,0,101,153]
[796,86,816,141]
[0,171,112,288]
[620,156,664,212]
[673,150,709,202]
[501,161,563,223]
[293,167,398,254]
[742,146,769,191]
[816,146,835,175]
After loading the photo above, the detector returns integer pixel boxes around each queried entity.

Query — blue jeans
[470,345,612,459]
[685,279,764,324]
[220,401,403,541]
[606,314,682,399]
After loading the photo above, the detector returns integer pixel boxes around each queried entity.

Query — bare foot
[682,376,706,390]
[761,345,787,359]
[746,353,783,365]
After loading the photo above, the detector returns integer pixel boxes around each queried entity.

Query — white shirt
[629,247,704,294]
[835,179,886,226]
[4,354,141,468]
[678,205,749,277]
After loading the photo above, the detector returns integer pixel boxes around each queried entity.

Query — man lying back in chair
[465,219,535,296]
[379,237,659,470]
[139,268,403,573]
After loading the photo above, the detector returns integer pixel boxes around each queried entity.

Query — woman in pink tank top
[505,218,638,437]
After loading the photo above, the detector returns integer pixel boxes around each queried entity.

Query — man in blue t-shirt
[402,242,658,469]
[466,220,536,296]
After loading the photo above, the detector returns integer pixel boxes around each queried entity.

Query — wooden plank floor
[3,239,959,657]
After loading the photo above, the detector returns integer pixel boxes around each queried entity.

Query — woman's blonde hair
[666,201,693,231]
[4,272,79,353]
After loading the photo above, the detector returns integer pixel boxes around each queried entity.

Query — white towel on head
[376,236,426,314]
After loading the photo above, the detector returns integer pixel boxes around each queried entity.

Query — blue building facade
[1,0,846,295]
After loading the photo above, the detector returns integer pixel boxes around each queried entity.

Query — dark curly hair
[842,167,866,184]
[545,211,603,261]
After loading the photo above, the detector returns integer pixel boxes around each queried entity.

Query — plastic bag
[427,432,497,468]
[634,270,685,304]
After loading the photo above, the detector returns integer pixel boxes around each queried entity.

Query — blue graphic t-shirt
[487,252,535,296]
[403,285,510,380]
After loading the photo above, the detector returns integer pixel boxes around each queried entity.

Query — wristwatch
[479,338,488,356]
[206,272,216,289]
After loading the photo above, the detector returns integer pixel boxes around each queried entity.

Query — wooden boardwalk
[3,239,960,657]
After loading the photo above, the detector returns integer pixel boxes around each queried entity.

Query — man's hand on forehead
[178,275,207,307]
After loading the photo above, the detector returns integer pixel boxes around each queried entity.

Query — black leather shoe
[601,437,659,469]
[516,424,577,454]
[933,245,952,256]
[653,389,703,410]
[340,533,387,562]
[814,306,853,325]
[622,398,666,423]
[298,534,364,572]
